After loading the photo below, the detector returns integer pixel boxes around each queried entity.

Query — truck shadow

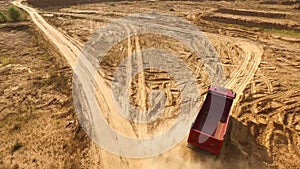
[186,116,276,169]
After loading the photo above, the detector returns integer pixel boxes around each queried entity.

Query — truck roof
[208,86,236,99]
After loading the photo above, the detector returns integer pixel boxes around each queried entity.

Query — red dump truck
[187,86,236,155]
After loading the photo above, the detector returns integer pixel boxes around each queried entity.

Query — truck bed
[192,92,232,139]
[188,86,236,154]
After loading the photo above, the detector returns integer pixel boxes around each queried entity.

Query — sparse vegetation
[33,69,70,94]
[49,72,70,94]
[7,6,21,22]
[11,123,21,131]
[11,142,22,153]
[0,11,7,23]
[0,10,79,168]
[0,6,25,23]
[262,28,300,39]
[225,23,300,39]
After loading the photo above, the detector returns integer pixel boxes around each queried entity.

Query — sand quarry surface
[1,0,300,169]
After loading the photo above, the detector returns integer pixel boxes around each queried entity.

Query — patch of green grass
[0,6,25,23]
[11,142,22,153]
[0,11,7,23]
[262,28,300,39]
[7,6,21,22]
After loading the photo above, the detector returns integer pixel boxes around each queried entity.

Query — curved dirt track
[206,33,263,96]
[13,0,265,168]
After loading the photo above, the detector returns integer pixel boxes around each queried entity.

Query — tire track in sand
[206,33,263,97]
[133,32,148,122]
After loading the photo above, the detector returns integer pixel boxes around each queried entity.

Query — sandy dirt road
[12,0,265,168]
